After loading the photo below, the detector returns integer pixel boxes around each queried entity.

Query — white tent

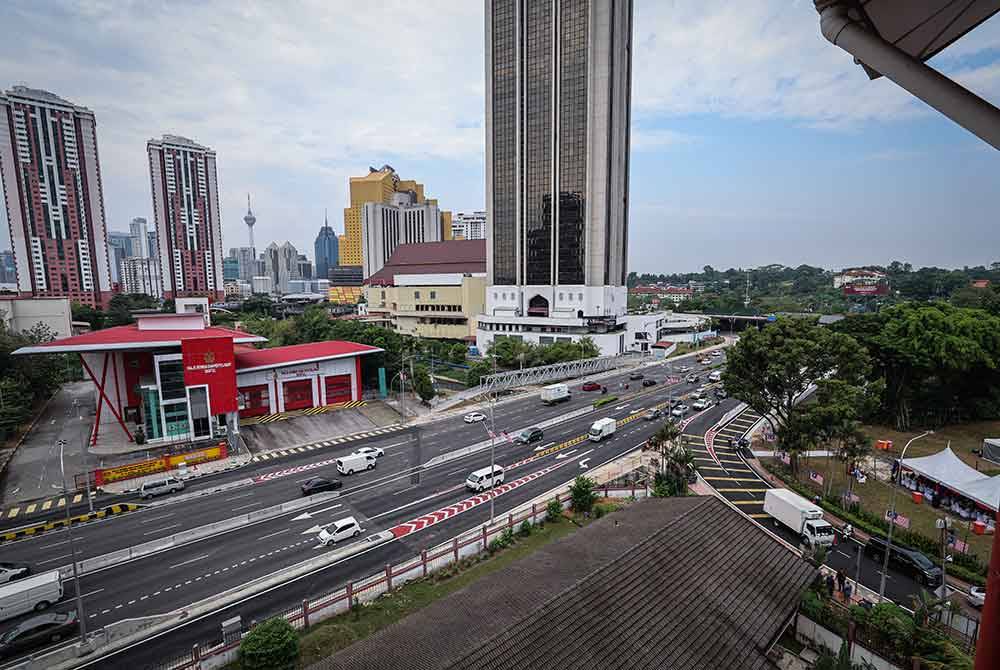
[983,438,1000,465]
[901,446,1000,511]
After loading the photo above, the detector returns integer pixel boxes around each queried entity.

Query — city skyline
[0,3,997,275]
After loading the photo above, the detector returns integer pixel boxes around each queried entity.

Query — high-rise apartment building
[361,191,442,279]
[478,0,637,356]
[452,211,487,240]
[314,211,339,280]
[120,256,162,298]
[0,250,16,285]
[129,217,149,258]
[0,86,114,307]
[147,135,224,301]
[340,165,450,267]
[107,231,133,283]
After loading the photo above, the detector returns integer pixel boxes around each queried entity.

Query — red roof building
[365,239,486,286]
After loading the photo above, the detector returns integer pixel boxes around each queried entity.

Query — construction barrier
[0,503,141,543]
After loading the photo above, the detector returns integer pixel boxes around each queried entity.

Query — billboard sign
[843,281,889,296]
[182,336,238,413]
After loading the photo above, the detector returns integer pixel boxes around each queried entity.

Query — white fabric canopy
[901,446,1000,511]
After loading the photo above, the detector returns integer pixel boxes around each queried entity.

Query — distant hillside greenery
[627,261,1000,316]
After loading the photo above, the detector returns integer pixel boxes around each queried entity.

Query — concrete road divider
[0,503,141,544]
[56,492,340,580]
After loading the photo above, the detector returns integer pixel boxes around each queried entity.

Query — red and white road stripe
[253,457,339,482]
[389,461,568,539]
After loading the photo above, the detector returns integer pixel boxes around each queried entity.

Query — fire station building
[14,311,381,447]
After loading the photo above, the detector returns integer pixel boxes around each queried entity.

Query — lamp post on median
[878,429,933,601]
[59,439,89,649]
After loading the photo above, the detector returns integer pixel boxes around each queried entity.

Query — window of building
[558,292,564,301]
[430,290,436,299]
[414,291,420,299]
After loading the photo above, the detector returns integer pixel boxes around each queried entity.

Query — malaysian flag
[884,510,910,529]
[949,538,968,554]
[809,471,824,486]
[779,452,791,465]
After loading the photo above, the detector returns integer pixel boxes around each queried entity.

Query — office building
[147,134,224,301]
[223,256,240,282]
[340,165,450,267]
[263,241,299,294]
[129,217,150,258]
[229,246,256,282]
[107,231,133,283]
[0,86,114,307]
[478,0,641,356]
[361,191,442,279]
[314,212,339,281]
[0,250,16,285]
[120,256,162,298]
[452,211,487,240]
[365,240,487,341]
[296,254,313,280]
[287,278,330,295]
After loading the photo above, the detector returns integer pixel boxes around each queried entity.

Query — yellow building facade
[364,276,486,341]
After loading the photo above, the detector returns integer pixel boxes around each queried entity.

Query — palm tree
[649,421,681,475]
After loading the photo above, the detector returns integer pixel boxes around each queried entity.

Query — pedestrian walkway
[240,400,367,426]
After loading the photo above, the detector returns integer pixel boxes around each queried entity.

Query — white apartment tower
[147,135,224,301]
[361,191,441,279]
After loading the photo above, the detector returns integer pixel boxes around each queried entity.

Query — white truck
[588,417,617,442]
[540,383,570,405]
[763,489,835,548]
[0,570,62,623]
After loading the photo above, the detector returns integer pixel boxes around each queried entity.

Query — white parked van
[317,516,362,546]
[0,570,62,623]
[337,453,376,476]
[466,465,504,492]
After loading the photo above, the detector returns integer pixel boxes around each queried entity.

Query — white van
[139,476,184,499]
[0,570,62,623]
[337,453,376,476]
[317,516,362,546]
[465,465,504,492]
[709,370,722,382]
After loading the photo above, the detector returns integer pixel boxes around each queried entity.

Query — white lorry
[540,383,570,405]
[0,570,62,623]
[588,417,617,442]
[763,488,835,548]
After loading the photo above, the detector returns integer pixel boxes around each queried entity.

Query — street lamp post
[58,439,89,650]
[878,429,933,601]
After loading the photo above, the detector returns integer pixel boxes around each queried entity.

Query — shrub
[519,520,532,537]
[500,527,514,546]
[546,498,563,521]
[239,617,299,670]
[594,395,619,408]
[594,505,604,519]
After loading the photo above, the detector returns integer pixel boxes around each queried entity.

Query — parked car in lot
[514,427,544,444]
[671,404,689,417]
[301,477,343,496]
[968,585,986,608]
[0,609,79,658]
[642,408,662,421]
[317,516,362,546]
[864,537,942,587]
[685,374,699,384]
[581,381,602,392]
[464,412,487,423]
[0,564,30,585]
[642,378,657,387]
[692,398,712,411]
[629,372,644,380]
[139,476,184,500]
[353,446,384,458]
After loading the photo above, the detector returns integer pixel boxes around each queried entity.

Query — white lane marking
[446,468,465,476]
[79,588,105,599]
[37,537,82,549]
[38,553,72,565]
[257,528,290,541]
[169,553,211,570]
[232,501,262,511]
[139,513,175,524]
[143,523,182,536]
[393,485,419,496]
[224,492,256,501]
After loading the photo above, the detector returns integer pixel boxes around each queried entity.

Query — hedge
[593,395,619,408]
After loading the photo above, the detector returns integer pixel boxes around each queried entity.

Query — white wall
[0,297,72,337]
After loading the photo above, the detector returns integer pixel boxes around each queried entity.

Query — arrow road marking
[615,404,628,410]
[302,521,334,535]
[292,503,342,521]
[555,450,577,460]
[534,441,555,452]
[579,459,591,469]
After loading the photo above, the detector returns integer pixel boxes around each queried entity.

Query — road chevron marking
[388,461,569,539]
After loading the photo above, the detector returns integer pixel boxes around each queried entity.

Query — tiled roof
[365,240,486,286]
[312,496,815,670]
[235,340,382,372]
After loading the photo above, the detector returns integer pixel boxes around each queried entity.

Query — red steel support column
[90,352,109,445]
[974,507,1000,669]
[80,353,134,444]
[111,352,122,425]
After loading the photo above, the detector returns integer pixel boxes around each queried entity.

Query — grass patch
[861,421,1000,469]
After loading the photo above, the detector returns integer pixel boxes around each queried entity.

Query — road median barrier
[55,492,339,580]
[0,503,141,544]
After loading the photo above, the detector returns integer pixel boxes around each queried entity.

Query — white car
[0,563,30,584]
[678,365,692,373]
[671,404,689,417]
[318,516,363,546]
[712,350,722,357]
[692,398,712,411]
[968,585,986,608]
[464,412,487,423]
[353,446,384,458]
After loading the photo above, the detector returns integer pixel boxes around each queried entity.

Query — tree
[448,343,467,364]
[647,421,680,475]
[569,476,597,515]
[71,302,104,331]
[723,318,871,471]
[410,364,435,402]
[238,617,299,670]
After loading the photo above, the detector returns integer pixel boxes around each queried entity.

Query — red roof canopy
[235,340,382,372]
[13,323,265,354]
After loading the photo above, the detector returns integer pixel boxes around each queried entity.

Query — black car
[301,477,343,496]
[642,378,657,387]
[864,536,942,587]
[0,610,79,658]
[629,372,644,380]
[515,427,544,444]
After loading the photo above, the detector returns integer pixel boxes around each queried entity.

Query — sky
[0,0,998,275]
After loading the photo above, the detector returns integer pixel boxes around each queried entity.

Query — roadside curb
[0,503,141,544]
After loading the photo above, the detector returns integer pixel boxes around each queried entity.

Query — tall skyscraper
[314,210,339,280]
[243,194,256,256]
[147,135,224,300]
[478,0,634,356]
[0,86,114,307]
[129,217,149,258]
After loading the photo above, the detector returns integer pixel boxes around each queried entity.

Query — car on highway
[968,585,986,608]
[466,465,505,492]
[463,412,487,423]
[690,389,706,401]
[685,374,699,384]
[642,408,662,421]
[642,378,657,387]
[0,609,79,658]
[712,350,722,357]
[336,453,377,475]
[139,476,185,500]
[678,365,692,373]
[317,516,362,546]
[629,372,644,380]
[671,404,689,417]
[514,427,544,444]
[0,564,30,585]
[692,398,713,411]
[863,537,942,587]
[354,446,384,458]
[714,388,728,399]
[708,370,722,382]
[301,477,343,496]
[581,381,602,392]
